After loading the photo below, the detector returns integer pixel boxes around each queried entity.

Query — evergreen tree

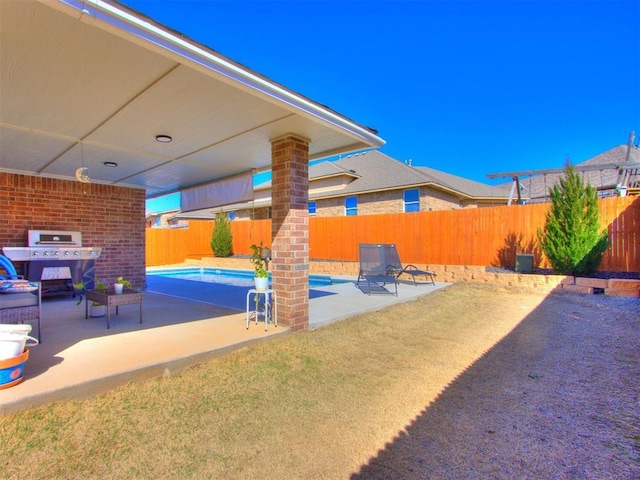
[210,212,233,257]
[537,165,609,276]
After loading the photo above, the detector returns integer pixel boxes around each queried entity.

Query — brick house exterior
[312,186,466,216]
[0,173,146,289]
[172,150,510,222]
[145,209,188,228]
[244,145,638,217]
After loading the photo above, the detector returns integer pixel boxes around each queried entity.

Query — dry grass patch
[1,283,638,479]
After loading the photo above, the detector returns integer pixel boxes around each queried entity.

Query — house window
[345,196,357,216]
[308,201,316,216]
[228,212,236,220]
[404,189,420,213]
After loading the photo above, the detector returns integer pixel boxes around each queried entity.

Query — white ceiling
[0,0,384,199]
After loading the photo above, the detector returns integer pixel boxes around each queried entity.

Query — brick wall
[271,135,310,331]
[421,187,464,211]
[218,184,507,220]
[312,187,480,217]
[313,196,344,216]
[0,173,146,288]
[358,191,403,215]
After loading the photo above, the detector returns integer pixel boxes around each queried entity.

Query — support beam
[270,134,310,332]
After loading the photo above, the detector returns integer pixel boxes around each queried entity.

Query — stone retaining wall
[187,256,640,299]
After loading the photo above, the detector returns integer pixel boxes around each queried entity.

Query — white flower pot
[90,303,106,318]
[0,332,39,360]
[114,283,124,294]
[254,277,268,291]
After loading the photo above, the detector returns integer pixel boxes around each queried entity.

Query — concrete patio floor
[0,278,447,414]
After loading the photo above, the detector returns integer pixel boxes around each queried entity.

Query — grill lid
[28,230,81,247]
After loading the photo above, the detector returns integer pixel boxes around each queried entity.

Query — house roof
[310,161,361,181]
[255,150,512,199]
[415,166,509,199]
[145,208,180,220]
[514,145,640,201]
[0,0,384,199]
[305,150,510,200]
[174,144,640,219]
[176,150,510,218]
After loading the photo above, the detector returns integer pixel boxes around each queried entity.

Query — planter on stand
[254,276,268,291]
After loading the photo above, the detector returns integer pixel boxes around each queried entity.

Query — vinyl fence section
[146,196,639,272]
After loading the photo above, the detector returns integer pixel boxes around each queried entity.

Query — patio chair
[382,244,436,286]
[0,255,42,342]
[356,244,398,296]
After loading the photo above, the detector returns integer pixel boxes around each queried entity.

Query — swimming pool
[146,267,350,288]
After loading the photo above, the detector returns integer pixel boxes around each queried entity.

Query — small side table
[246,288,277,331]
[85,288,143,329]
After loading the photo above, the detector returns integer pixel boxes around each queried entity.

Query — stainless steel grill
[3,230,102,297]
[3,230,101,261]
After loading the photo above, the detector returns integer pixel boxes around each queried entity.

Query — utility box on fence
[515,254,534,273]
[516,253,533,273]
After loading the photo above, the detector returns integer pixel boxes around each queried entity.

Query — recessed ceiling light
[155,134,173,143]
[104,161,118,168]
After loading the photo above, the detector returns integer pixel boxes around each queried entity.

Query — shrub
[537,165,609,276]
[210,212,233,257]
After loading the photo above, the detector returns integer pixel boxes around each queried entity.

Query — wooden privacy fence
[146,196,640,272]
[146,219,270,266]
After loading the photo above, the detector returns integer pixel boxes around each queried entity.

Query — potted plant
[74,279,106,317]
[249,242,269,291]
[114,276,131,294]
[89,279,106,318]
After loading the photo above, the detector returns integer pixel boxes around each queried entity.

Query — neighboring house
[145,209,188,228]
[509,145,640,203]
[175,150,511,221]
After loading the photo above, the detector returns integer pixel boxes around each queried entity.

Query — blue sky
[132,0,640,213]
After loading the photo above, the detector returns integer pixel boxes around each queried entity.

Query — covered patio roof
[0,0,384,199]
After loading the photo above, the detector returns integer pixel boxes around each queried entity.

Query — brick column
[270,134,310,332]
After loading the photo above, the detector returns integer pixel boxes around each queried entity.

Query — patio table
[85,288,143,329]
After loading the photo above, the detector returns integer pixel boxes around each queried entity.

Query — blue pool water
[146,267,348,288]
[145,267,349,312]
